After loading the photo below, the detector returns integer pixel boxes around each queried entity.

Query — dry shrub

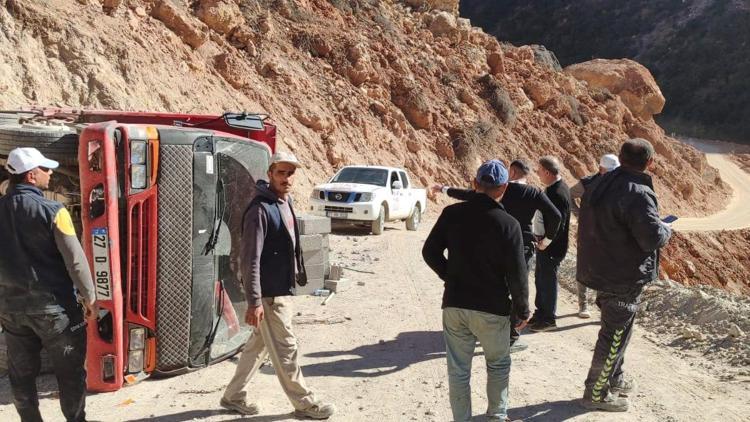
[479,74,516,126]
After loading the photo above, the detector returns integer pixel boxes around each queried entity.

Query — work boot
[294,401,336,419]
[581,392,629,412]
[529,320,556,332]
[578,305,591,319]
[611,378,637,396]
[220,397,260,415]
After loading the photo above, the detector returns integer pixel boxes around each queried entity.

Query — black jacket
[0,184,91,314]
[240,180,306,306]
[577,167,672,294]
[447,182,562,248]
[422,193,529,320]
[543,179,571,259]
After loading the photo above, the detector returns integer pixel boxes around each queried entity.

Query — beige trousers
[223,296,316,409]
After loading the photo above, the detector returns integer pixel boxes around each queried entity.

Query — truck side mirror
[391,180,403,189]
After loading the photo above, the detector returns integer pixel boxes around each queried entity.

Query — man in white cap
[221,151,335,419]
[569,153,620,318]
[0,147,98,422]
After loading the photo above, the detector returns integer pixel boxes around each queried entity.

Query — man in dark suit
[529,156,571,332]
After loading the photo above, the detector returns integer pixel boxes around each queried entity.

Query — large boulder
[565,58,665,120]
[404,0,459,14]
[151,0,208,49]
[196,0,245,35]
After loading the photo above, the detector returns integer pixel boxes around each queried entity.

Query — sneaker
[611,378,637,396]
[581,392,629,412]
[294,402,336,419]
[220,397,259,415]
[529,320,556,332]
[509,340,529,354]
[578,308,591,319]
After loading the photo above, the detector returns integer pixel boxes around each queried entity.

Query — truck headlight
[131,164,147,189]
[310,189,323,200]
[358,192,372,202]
[128,350,144,373]
[129,327,146,350]
[130,141,147,165]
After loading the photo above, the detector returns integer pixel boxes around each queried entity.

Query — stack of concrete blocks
[296,214,331,295]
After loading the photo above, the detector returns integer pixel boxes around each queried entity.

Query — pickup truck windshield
[331,167,388,187]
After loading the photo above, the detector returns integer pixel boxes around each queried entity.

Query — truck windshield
[331,167,388,186]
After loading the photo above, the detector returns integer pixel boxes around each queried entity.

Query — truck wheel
[406,204,421,231]
[371,205,385,235]
[0,124,79,166]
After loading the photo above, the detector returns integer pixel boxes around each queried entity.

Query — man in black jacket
[423,159,529,422]
[578,139,671,412]
[221,152,335,419]
[529,156,571,332]
[432,159,561,350]
[0,147,98,422]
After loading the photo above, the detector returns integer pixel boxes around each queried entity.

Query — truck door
[389,170,406,218]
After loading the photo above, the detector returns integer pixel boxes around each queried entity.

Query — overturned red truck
[0,108,276,392]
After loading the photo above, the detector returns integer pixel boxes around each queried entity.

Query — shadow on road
[509,399,591,421]
[125,410,292,422]
[303,330,486,378]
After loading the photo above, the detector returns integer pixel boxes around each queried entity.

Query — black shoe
[530,320,557,332]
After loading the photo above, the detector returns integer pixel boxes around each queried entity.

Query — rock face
[404,0,459,14]
[0,0,730,237]
[565,59,665,120]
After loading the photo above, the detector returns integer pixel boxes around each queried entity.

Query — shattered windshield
[331,167,388,187]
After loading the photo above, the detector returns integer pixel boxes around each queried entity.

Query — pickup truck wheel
[0,124,79,166]
[406,204,421,231]
[371,205,385,235]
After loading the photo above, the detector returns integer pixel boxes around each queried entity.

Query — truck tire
[371,205,385,235]
[0,124,79,166]
[406,203,421,231]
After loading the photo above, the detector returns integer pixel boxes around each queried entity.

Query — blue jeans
[534,250,563,322]
[443,307,511,422]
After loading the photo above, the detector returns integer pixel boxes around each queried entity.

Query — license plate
[92,228,112,300]
[326,211,348,219]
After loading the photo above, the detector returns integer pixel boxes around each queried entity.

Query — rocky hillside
[460,0,750,144]
[0,0,730,218]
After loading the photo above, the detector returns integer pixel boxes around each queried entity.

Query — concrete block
[297,214,331,235]
[324,278,351,293]
[296,278,324,295]
[303,247,329,266]
[300,234,323,251]
[304,263,325,280]
[329,264,344,281]
[321,233,329,249]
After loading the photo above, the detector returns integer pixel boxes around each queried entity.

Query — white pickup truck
[308,165,427,235]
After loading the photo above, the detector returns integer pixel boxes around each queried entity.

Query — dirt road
[673,140,750,231]
[2,221,747,421]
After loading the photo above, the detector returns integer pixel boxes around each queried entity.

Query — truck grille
[324,206,353,213]
[155,145,193,372]
[127,196,156,322]
[326,191,353,202]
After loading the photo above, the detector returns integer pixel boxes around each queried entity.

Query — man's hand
[430,184,444,194]
[536,238,550,251]
[245,305,264,328]
[83,300,99,320]
[515,318,529,331]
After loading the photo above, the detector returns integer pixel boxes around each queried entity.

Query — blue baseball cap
[476,159,509,187]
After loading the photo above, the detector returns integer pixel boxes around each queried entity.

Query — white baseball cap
[5,147,59,174]
[599,154,620,172]
[270,151,301,168]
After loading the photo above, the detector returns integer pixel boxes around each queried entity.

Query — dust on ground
[2,219,748,422]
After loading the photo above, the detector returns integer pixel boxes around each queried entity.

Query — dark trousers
[533,250,562,323]
[0,307,88,422]
[509,246,535,345]
[584,291,640,399]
